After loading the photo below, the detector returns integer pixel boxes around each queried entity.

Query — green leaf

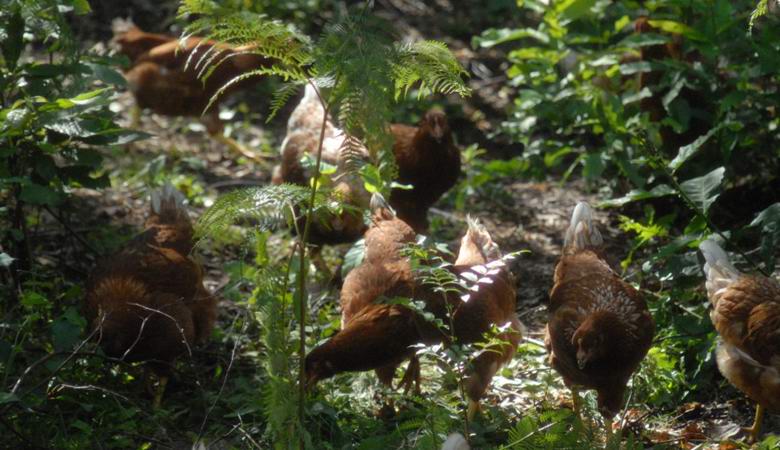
[582,153,604,180]
[341,238,366,279]
[669,125,723,172]
[86,63,127,87]
[2,7,24,71]
[20,183,62,206]
[647,20,705,41]
[679,167,725,214]
[72,0,92,15]
[0,392,19,405]
[556,0,597,22]
[600,185,676,208]
[472,28,549,48]
[21,291,49,309]
[52,313,83,352]
[750,203,780,231]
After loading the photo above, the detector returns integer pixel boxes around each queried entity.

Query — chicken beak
[576,348,587,370]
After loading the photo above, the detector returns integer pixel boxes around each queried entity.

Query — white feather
[441,433,470,450]
[150,182,186,215]
[699,239,741,304]
[563,201,603,250]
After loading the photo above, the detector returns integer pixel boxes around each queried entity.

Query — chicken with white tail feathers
[546,201,654,436]
[699,239,780,443]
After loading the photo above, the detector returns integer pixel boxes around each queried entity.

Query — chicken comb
[150,183,186,217]
[466,215,501,261]
[699,239,741,303]
[563,201,603,251]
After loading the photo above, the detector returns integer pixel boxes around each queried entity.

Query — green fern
[394,40,472,100]
[195,184,327,242]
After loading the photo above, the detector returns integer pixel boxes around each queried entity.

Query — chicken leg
[152,375,169,409]
[742,404,765,443]
[213,133,268,163]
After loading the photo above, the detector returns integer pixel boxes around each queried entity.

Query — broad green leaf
[341,238,365,279]
[20,183,62,206]
[679,167,725,214]
[669,125,723,172]
[86,63,127,87]
[0,392,18,404]
[600,184,676,208]
[582,153,604,180]
[72,0,92,14]
[21,291,49,309]
[647,20,705,41]
[52,320,80,352]
[472,27,550,48]
[557,0,597,22]
[750,203,780,231]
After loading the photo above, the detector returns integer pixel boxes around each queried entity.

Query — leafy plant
[182,1,470,446]
[0,0,143,302]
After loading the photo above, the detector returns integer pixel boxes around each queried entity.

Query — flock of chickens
[80,19,780,446]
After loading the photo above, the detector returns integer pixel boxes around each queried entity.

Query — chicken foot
[212,133,269,163]
[742,404,765,443]
[397,356,421,396]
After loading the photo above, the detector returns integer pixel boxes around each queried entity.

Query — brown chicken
[699,240,780,443]
[111,20,267,161]
[306,196,522,419]
[546,202,654,433]
[84,184,217,407]
[273,86,461,245]
[389,108,461,232]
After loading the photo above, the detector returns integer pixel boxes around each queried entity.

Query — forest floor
[20,1,778,448]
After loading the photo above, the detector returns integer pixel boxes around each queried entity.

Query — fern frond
[195,184,314,241]
[394,40,471,99]
[202,66,305,114]
[268,81,303,123]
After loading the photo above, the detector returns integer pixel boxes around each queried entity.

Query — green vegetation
[1,0,779,448]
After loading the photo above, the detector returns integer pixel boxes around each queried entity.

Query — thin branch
[637,133,769,277]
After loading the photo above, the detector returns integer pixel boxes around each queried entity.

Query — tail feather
[465,216,501,261]
[150,183,187,218]
[563,202,603,251]
[699,239,741,305]
[441,433,470,450]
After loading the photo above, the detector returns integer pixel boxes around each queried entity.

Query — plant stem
[638,134,769,276]
[296,80,332,450]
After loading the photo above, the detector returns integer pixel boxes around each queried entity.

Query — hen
[273,86,460,246]
[271,84,371,248]
[389,108,461,232]
[545,202,654,433]
[112,20,267,161]
[699,240,780,443]
[306,196,522,419]
[84,184,217,407]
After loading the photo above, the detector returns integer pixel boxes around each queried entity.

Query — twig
[42,205,100,256]
[10,326,100,396]
[296,78,337,449]
[196,309,245,441]
[637,133,769,277]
